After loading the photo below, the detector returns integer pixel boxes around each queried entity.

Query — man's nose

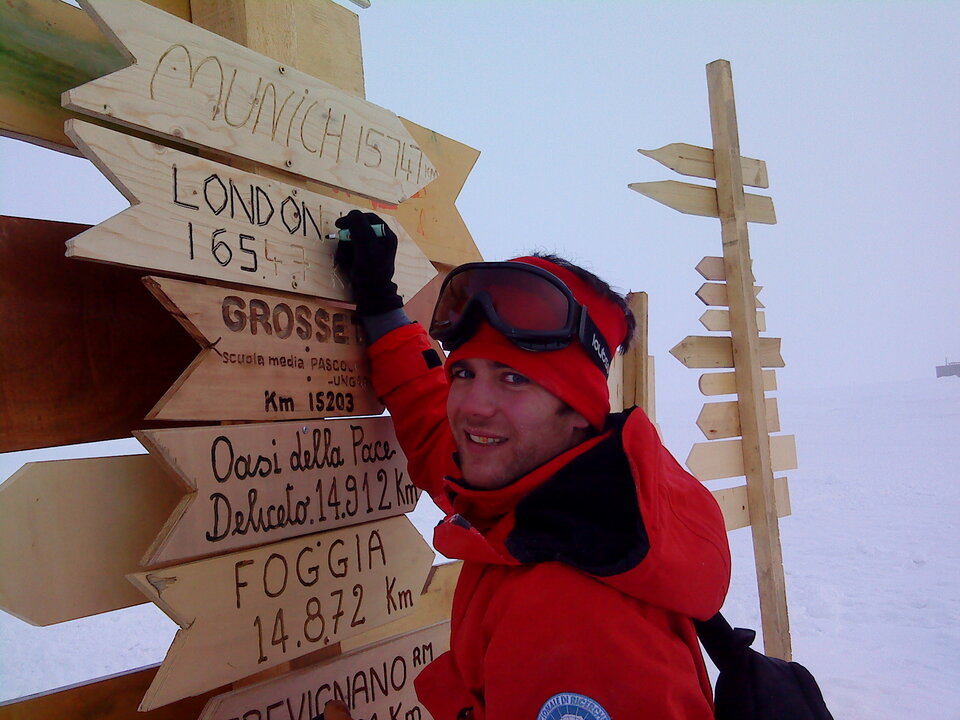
[459,378,498,418]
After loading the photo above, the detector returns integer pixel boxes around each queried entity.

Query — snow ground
[1,378,958,718]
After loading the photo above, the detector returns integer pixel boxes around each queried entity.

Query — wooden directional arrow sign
[136,418,418,566]
[0,455,179,626]
[199,622,449,720]
[696,282,764,308]
[686,434,798,481]
[63,0,437,205]
[696,256,726,282]
[713,478,790,532]
[628,180,776,224]
[697,398,780,440]
[695,255,756,283]
[130,516,435,710]
[638,143,769,188]
[699,370,777,396]
[65,120,436,302]
[700,308,766,333]
[670,336,784,369]
[145,277,382,421]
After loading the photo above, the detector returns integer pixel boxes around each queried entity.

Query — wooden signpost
[198,622,449,720]
[628,179,777,224]
[65,120,436,302]
[137,417,418,565]
[130,516,434,709]
[670,335,784,369]
[633,59,796,659]
[1,1,474,717]
[144,276,382,421]
[63,0,437,205]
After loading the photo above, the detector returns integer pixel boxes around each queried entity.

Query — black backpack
[695,613,836,720]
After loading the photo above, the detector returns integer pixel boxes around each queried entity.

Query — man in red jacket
[334,211,731,720]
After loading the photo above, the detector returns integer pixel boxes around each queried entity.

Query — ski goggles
[428,262,613,375]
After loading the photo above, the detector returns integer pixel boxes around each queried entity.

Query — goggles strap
[578,310,613,375]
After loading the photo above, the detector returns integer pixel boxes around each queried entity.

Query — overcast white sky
[2,0,958,403]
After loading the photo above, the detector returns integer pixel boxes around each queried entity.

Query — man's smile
[465,431,507,446]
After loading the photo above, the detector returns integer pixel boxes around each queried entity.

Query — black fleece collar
[505,409,650,577]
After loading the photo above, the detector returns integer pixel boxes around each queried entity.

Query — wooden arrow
[136,417,418,566]
[628,180,776,224]
[65,120,436,303]
[199,622,449,720]
[712,478,790,532]
[638,143,769,188]
[696,282,764,308]
[700,308,766,332]
[63,0,436,205]
[699,370,777,396]
[670,336,784,369]
[144,276,382,421]
[1,0,482,268]
[686,434,797,481]
[697,398,780,440]
[0,562,461,720]
[0,215,449,453]
[695,256,725,281]
[131,516,434,710]
[0,455,179,626]
[695,255,756,282]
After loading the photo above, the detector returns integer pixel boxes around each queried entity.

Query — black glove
[334,210,404,316]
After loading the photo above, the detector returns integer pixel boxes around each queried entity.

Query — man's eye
[450,367,472,380]
[503,372,529,385]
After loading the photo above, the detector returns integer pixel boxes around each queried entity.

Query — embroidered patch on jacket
[537,693,611,720]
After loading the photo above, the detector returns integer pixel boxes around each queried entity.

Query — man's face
[446,357,590,490]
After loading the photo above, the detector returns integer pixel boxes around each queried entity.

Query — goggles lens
[429,262,613,375]
[431,264,573,336]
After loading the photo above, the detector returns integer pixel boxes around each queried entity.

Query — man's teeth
[467,433,505,445]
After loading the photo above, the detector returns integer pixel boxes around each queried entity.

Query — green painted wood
[0,0,127,152]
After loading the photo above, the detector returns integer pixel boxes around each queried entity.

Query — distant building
[936,360,960,378]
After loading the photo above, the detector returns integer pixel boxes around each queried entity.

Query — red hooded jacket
[369,323,731,719]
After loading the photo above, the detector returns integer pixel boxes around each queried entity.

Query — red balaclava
[445,256,628,430]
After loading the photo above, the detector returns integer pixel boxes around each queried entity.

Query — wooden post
[621,292,652,417]
[707,59,791,659]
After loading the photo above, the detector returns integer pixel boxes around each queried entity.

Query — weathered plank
[391,118,482,267]
[700,308,766,333]
[0,456,179,626]
[697,398,780,440]
[712,477,790,532]
[0,216,200,453]
[628,180,776,224]
[0,1,483,267]
[63,0,436,204]
[0,561,460,718]
[695,255,754,282]
[131,516,435,709]
[699,369,777,396]
[137,417,418,566]
[686,434,798,482]
[189,0,365,98]
[0,0,184,153]
[670,335,784,369]
[65,120,436,302]
[696,282,764,308]
[638,143,769,188]
[0,665,220,720]
[199,622,449,720]
[144,276,383,421]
